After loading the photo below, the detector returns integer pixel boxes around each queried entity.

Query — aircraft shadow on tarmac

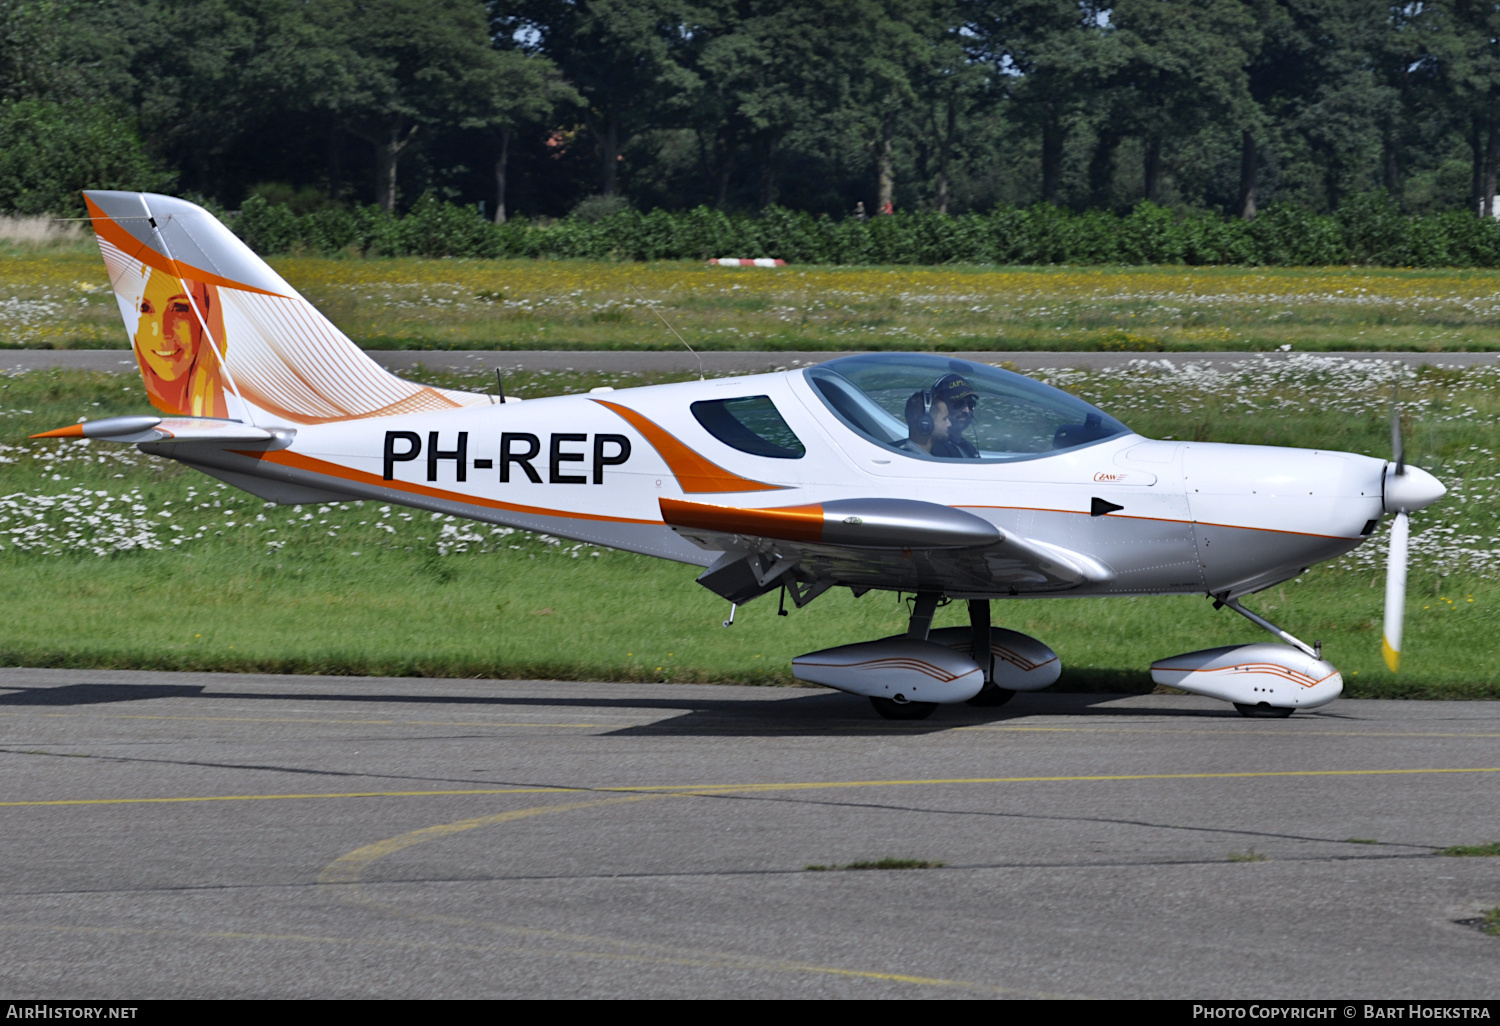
[0,681,1345,736]
[0,683,208,706]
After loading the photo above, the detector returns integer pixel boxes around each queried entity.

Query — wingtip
[30,424,86,439]
[1381,636,1400,673]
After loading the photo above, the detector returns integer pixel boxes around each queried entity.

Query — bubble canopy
[804,353,1131,462]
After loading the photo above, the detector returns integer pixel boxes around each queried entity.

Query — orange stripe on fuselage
[592,399,783,493]
[240,448,658,524]
[85,196,288,298]
[660,497,824,541]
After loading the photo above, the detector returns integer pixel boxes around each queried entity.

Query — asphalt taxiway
[1,667,1496,998]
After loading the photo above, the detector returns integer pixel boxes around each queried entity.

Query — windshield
[804,354,1130,462]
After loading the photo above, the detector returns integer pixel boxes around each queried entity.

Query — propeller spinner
[1381,408,1446,671]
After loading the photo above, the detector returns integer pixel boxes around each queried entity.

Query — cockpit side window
[804,354,1130,462]
[691,395,806,459]
[809,375,904,445]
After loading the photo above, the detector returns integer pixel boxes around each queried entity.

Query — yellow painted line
[0,919,1051,996]
[319,795,658,885]
[615,767,1500,794]
[317,792,1072,997]
[7,765,1499,808]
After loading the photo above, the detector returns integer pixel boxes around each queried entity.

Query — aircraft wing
[660,497,1114,603]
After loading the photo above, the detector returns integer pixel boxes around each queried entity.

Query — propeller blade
[1382,511,1409,672]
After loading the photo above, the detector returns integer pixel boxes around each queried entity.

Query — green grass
[2,361,1497,691]
[12,253,1500,352]
[805,858,945,871]
[1439,842,1500,857]
[1479,909,1500,936]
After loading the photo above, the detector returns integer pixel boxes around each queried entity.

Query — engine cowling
[923,627,1061,692]
[1150,643,1343,710]
[792,639,984,704]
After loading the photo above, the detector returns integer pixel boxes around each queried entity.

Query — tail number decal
[384,431,631,484]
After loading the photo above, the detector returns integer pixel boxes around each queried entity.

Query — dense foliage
[234,192,1500,266]
[9,0,1500,228]
[0,99,174,215]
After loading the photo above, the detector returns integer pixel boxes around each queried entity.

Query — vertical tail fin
[85,191,489,426]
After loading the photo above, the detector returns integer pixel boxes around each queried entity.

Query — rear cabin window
[691,395,806,459]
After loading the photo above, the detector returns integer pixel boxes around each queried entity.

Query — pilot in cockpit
[900,390,952,455]
[929,373,980,458]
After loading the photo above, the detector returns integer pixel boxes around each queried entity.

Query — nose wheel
[1234,702,1295,719]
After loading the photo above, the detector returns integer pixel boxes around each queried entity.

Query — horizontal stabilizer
[32,415,279,445]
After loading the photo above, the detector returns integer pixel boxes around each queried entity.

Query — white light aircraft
[36,192,1447,719]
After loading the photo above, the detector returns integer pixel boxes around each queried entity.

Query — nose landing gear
[1234,702,1296,719]
[869,695,938,720]
[1151,597,1344,717]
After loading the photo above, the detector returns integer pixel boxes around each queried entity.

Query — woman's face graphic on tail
[134,270,199,382]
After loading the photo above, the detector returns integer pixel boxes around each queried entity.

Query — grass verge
[12,255,1500,352]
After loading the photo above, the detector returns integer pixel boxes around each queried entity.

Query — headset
[905,389,935,437]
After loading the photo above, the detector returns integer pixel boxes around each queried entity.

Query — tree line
[6,0,1500,229]
[232,190,1500,267]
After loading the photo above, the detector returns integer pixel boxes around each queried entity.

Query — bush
[570,194,630,223]
[233,195,302,255]
[225,192,1500,268]
[0,99,173,217]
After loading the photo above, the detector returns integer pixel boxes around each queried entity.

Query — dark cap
[932,373,978,404]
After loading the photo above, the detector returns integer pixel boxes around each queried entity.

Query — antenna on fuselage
[631,284,703,381]
[495,368,506,403]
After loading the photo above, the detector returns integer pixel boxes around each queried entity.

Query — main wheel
[966,685,1016,708]
[869,696,938,720]
[1234,702,1295,719]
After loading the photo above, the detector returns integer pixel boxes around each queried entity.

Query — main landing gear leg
[1214,595,1321,718]
[871,593,944,721]
[906,592,939,640]
[964,598,1016,707]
